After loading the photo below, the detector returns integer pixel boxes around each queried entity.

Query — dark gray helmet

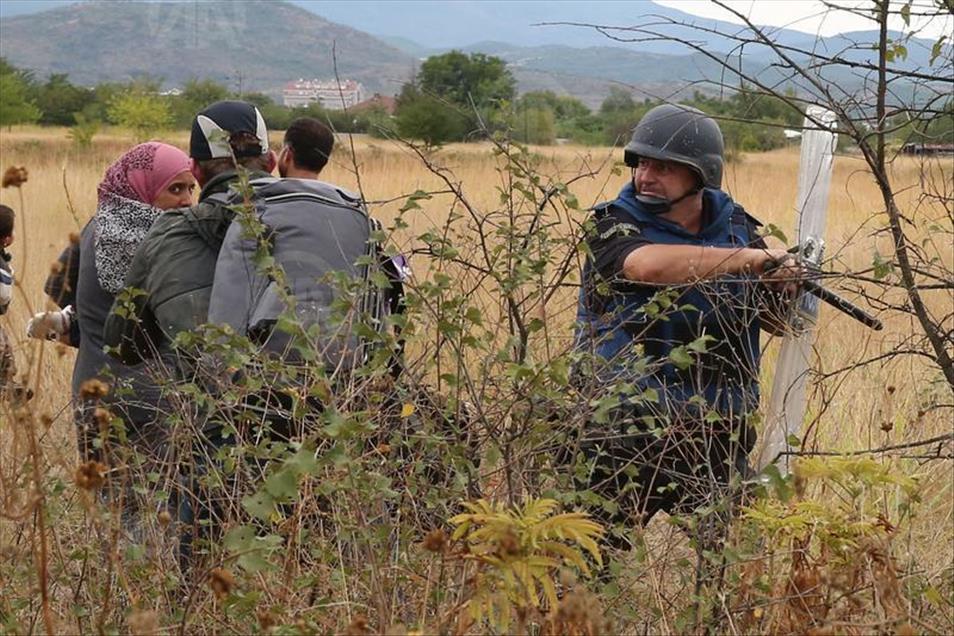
[623,104,724,189]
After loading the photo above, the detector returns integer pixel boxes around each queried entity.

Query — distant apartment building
[282,79,364,110]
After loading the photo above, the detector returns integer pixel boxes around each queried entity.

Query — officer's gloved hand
[26,305,74,340]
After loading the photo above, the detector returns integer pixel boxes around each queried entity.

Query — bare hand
[756,249,802,297]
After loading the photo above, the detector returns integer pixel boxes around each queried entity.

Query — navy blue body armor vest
[576,183,764,415]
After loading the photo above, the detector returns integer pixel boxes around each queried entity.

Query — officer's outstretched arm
[622,244,791,284]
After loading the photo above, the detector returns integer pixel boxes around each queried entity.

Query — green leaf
[242,490,275,521]
[264,469,298,501]
[668,346,693,370]
[931,35,947,65]
[872,250,894,280]
[687,334,715,353]
[760,223,788,244]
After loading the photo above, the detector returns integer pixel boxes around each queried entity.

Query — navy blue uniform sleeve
[587,207,651,282]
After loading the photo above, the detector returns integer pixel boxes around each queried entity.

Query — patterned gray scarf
[93,194,161,294]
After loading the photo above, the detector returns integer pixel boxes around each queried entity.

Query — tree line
[2,53,950,151]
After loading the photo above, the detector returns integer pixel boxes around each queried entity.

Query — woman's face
[151,170,196,210]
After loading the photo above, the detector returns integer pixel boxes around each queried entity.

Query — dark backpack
[207,177,403,372]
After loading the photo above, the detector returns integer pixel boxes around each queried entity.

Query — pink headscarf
[97,142,190,206]
[93,142,190,294]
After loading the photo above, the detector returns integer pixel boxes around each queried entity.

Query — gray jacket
[208,177,376,367]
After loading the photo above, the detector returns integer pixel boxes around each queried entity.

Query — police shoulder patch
[599,222,641,241]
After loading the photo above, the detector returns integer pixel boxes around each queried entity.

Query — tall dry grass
[0,125,950,632]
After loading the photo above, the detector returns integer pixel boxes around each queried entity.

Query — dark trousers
[571,399,756,552]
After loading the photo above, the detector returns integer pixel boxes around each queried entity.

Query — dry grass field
[0,125,951,633]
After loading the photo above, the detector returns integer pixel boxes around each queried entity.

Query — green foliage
[169,78,230,127]
[510,105,556,145]
[68,112,100,149]
[394,50,516,143]
[727,456,923,633]
[395,84,471,145]
[30,73,96,126]
[450,498,604,632]
[107,89,172,141]
[0,69,41,128]
[599,86,636,115]
[418,50,516,110]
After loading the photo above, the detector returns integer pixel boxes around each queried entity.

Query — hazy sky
[656,0,951,39]
[1,0,950,39]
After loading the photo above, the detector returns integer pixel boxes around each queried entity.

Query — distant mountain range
[0,0,417,96]
[0,0,940,108]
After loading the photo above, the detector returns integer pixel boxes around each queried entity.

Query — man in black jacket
[102,101,279,569]
[104,100,276,365]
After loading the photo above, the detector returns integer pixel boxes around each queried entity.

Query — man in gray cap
[104,100,276,364]
[571,104,796,553]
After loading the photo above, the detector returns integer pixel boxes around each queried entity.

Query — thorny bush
[0,133,949,635]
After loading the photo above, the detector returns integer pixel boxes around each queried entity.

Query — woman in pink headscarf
[33,141,195,458]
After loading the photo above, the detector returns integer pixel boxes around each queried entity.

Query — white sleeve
[0,267,13,312]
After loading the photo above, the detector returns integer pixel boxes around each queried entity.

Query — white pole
[755,106,838,475]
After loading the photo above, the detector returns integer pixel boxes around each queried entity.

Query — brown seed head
[422,529,447,553]
[40,413,54,428]
[79,379,110,400]
[69,231,81,245]
[881,420,893,433]
[497,529,521,557]
[344,615,371,636]
[256,609,276,631]
[127,608,159,636]
[209,567,234,600]
[2,166,28,188]
[75,461,107,490]
[157,509,172,527]
[93,407,112,427]
[886,385,896,394]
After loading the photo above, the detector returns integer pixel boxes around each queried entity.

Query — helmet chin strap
[633,180,702,215]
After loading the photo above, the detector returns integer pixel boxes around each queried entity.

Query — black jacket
[103,170,272,365]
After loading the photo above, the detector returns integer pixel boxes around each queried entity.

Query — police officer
[573,103,795,550]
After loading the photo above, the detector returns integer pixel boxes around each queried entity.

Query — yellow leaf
[400,403,415,417]
[540,574,559,609]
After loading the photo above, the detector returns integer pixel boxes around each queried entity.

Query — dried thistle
[542,587,612,636]
[127,608,159,636]
[2,166,28,188]
[422,528,447,554]
[209,567,234,600]
[344,615,371,635]
[75,461,107,490]
[256,608,276,631]
[93,407,112,427]
[79,379,110,400]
